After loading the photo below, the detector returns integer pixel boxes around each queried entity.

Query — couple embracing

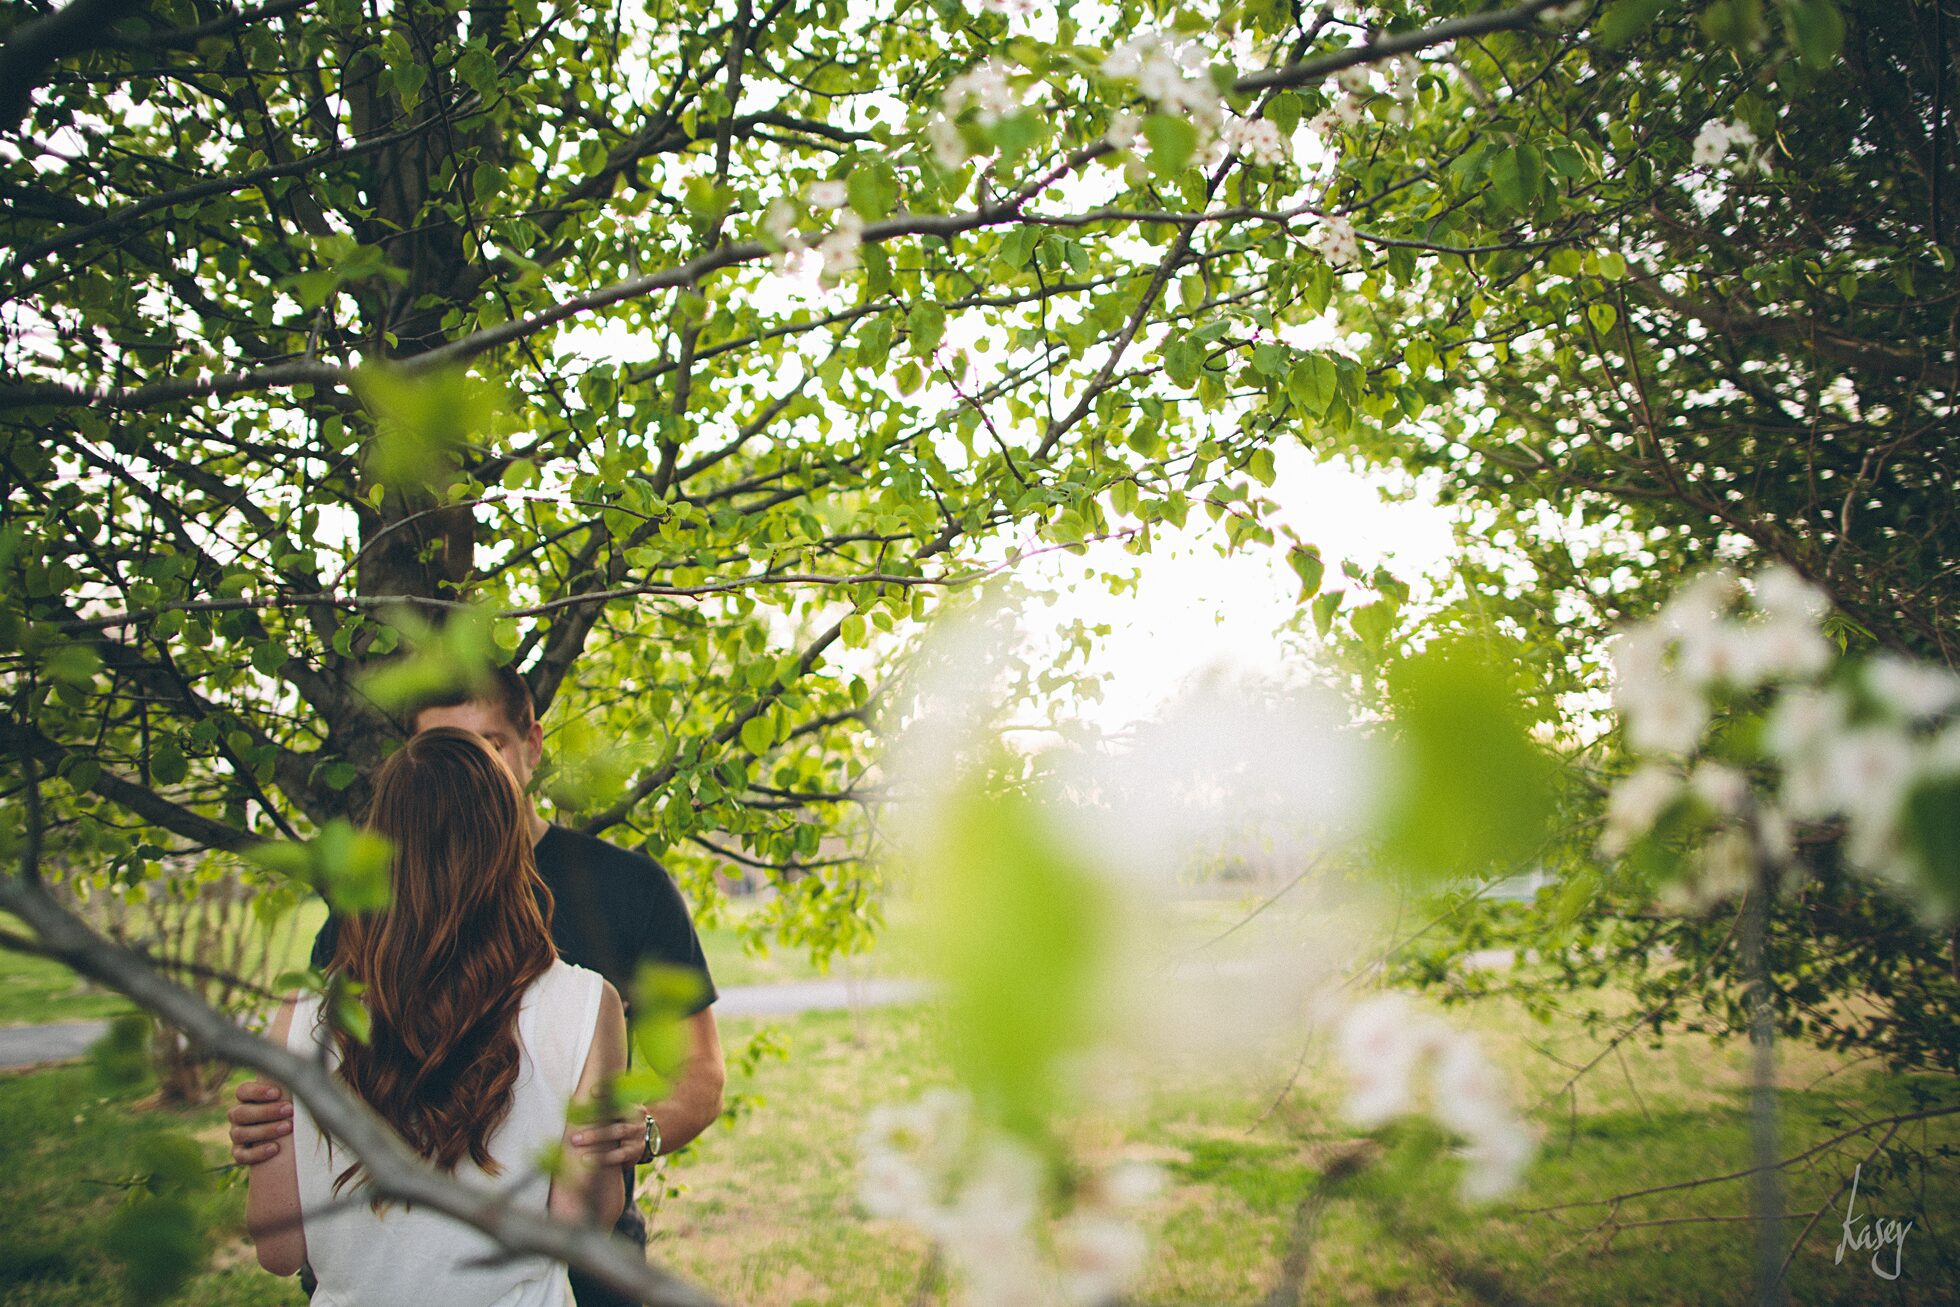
[237,667,724,1306]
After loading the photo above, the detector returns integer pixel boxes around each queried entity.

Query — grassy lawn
[3,987,1960,1301]
[5,986,1948,1306]
[665,1001,1958,1306]
[5,887,1954,1305]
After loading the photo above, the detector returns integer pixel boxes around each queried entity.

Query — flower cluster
[1224,115,1289,166]
[858,1089,1161,1306]
[1691,118,1763,170]
[974,0,1036,13]
[1102,32,1225,138]
[1304,213,1362,269]
[928,58,1020,169]
[1335,994,1536,1201]
[1311,54,1422,134]
[1604,566,1960,915]
[761,180,867,281]
[1611,567,1833,756]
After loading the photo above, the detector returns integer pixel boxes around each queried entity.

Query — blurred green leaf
[1376,639,1557,883]
[911,769,1108,1143]
[1142,113,1197,177]
[624,962,709,1103]
[102,1194,203,1307]
[88,1012,152,1091]
[1782,0,1844,68]
[353,364,504,490]
[355,602,499,713]
[1902,771,1960,915]
[245,819,393,913]
[1598,0,1672,47]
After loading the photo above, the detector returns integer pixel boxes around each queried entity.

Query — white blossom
[1456,1118,1536,1202]
[1689,761,1749,817]
[946,58,1017,124]
[761,198,797,243]
[1623,685,1709,757]
[928,114,967,170]
[1103,33,1223,135]
[1338,1000,1535,1202]
[1332,92,1366,126]
[1104,108,1141,152]
[1226,116,1289,166]
[1820,727,1918,820]
[1728,616,1834,686]
[818,210,865,279]
[1305,214,1362,269]
[1865,654,1960,722]
[1765,686,1849,763]
[1751,564,1830,626]
[1056,1212,1149,1306]
[1335,65,1373,96]
[1600,764,1683,857]
[933,1137,1047,1306]
[1335,993,1433,1126]
[1693,118,1762,170]
[804,179,848,209]
[1388,56,1422,101]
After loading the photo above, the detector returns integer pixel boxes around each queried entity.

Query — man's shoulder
[538,824,674,886]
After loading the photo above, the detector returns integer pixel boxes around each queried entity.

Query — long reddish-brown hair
[325,726,555,1188]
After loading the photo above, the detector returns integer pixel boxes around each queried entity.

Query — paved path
[0,978,930,1071]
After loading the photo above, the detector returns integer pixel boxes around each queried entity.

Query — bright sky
[1015,442,1458,731]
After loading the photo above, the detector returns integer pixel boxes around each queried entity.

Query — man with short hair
[229,665,725,1307]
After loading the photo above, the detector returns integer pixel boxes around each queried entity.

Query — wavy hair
[325,726,555,1190]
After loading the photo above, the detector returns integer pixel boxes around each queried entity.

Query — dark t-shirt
[310,824,717,1014]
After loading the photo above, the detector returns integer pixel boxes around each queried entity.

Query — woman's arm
[548,980,629,1229]
[245,998,307,1275]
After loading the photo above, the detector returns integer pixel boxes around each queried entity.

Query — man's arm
[567,1007,724,1165]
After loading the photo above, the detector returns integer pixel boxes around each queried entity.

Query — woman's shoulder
[531,958,612,1009]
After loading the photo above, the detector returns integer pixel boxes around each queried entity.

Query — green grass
[2,894,874,1026]
[658,998,1957,1306]
[0,904,327,1029]
[1,995,1953,1305]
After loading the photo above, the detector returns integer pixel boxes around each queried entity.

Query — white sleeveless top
[284,959,606,1307]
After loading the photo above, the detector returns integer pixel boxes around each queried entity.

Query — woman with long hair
[247,726,628,1305]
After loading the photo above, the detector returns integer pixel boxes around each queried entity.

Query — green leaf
[1375,639,1558,883]
[355,603,499,713]
[151,743,188,786]
[1598,0,1673,48]
[1901,771,1960,913]
[1142,113,1198,178]
[1588,302,1619,334]
[848,160,900,220]
[103,1195,203,1307]
[1311,589,1344,638]
[1489,145,1544,214]
[1164,338,1202,388]
[1783,0,1844,69]
[740,715,775,755]
[88,1013,152,1090]
[906,767,1109,1142]
[248,819,393,912]
[907,302,946,355]
[353,365,504,491]
[1288,544,1323,599]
